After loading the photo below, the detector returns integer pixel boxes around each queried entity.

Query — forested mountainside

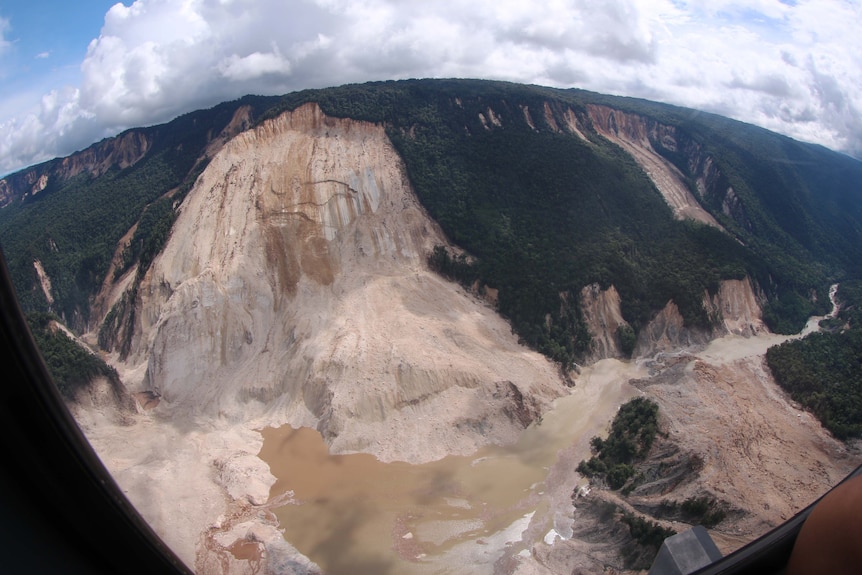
[1,79,860,367]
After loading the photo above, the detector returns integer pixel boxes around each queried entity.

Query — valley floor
[71,318,858,575]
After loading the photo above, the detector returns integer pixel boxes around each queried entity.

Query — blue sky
[0,2,114,98]
[0,0,860,176]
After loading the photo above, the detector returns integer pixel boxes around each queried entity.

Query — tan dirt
[33,259,54,306]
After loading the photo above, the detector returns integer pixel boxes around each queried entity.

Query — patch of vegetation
[26,311,119,399]
[766,281,862,439]
[617,324,637,357]
[619,512,676,570]
[427,245,478,288]
[657,496,727,528]
[681,497,726,527]
[577,397,660,490]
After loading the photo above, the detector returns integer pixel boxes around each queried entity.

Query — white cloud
[219,43,291,81]
[0,0,860,175]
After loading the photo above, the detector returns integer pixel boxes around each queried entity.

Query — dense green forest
[766,281,862,439]
[1,79,860,367]
[577,397,660,490]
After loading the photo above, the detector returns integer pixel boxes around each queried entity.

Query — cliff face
[580,283,629,361]
[123,103,566,462]
[581,278,765,361]
[706,277,766,337]
[58,131,151,180]
[634,277,766,355]
[0,130,152,208]
[585,103,761,238]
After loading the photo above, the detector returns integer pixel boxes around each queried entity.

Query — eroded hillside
[3,79,862,574]
[118,102,566,458]
[75,103,572,571]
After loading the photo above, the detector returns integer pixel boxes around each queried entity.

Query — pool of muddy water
[258,359,644,574]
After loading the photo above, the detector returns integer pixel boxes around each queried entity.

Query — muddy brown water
[258,359,643,575]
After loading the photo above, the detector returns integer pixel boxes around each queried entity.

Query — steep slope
[0,95,280,329]
[585,104,722,229]
[117,102,566,460]
[67,102,570,572]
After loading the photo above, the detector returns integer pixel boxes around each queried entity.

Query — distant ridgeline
[1,79,861,374]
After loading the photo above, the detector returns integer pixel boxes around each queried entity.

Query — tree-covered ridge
[265,79,842,361]
[577,397,660,490]
[766,281,862,439]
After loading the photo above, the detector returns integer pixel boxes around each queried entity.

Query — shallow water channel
[257,359,644,575]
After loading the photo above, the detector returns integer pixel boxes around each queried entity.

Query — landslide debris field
[3,79,861,574]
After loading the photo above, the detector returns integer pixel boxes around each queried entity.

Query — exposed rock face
[202,105,256,161]
[123,102,566,462]
[86,104,569,570]
[0,130,152,208]
[586,104,723,229]
[58,130,151,180]
[33,259,54,307]
[584,103,762,239]
[687,144,752,232]
[705,277,766,336]
[633,277,765,357]
[580,283,629,361]
[635,300,707,356]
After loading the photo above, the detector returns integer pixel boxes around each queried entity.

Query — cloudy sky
[0,0,860,175]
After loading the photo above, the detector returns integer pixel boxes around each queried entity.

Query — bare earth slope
[70,103,858,574]
[79,103,568,572]
[587,104,723,229]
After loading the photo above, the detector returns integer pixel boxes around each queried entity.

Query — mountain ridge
[3,80,860,348]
